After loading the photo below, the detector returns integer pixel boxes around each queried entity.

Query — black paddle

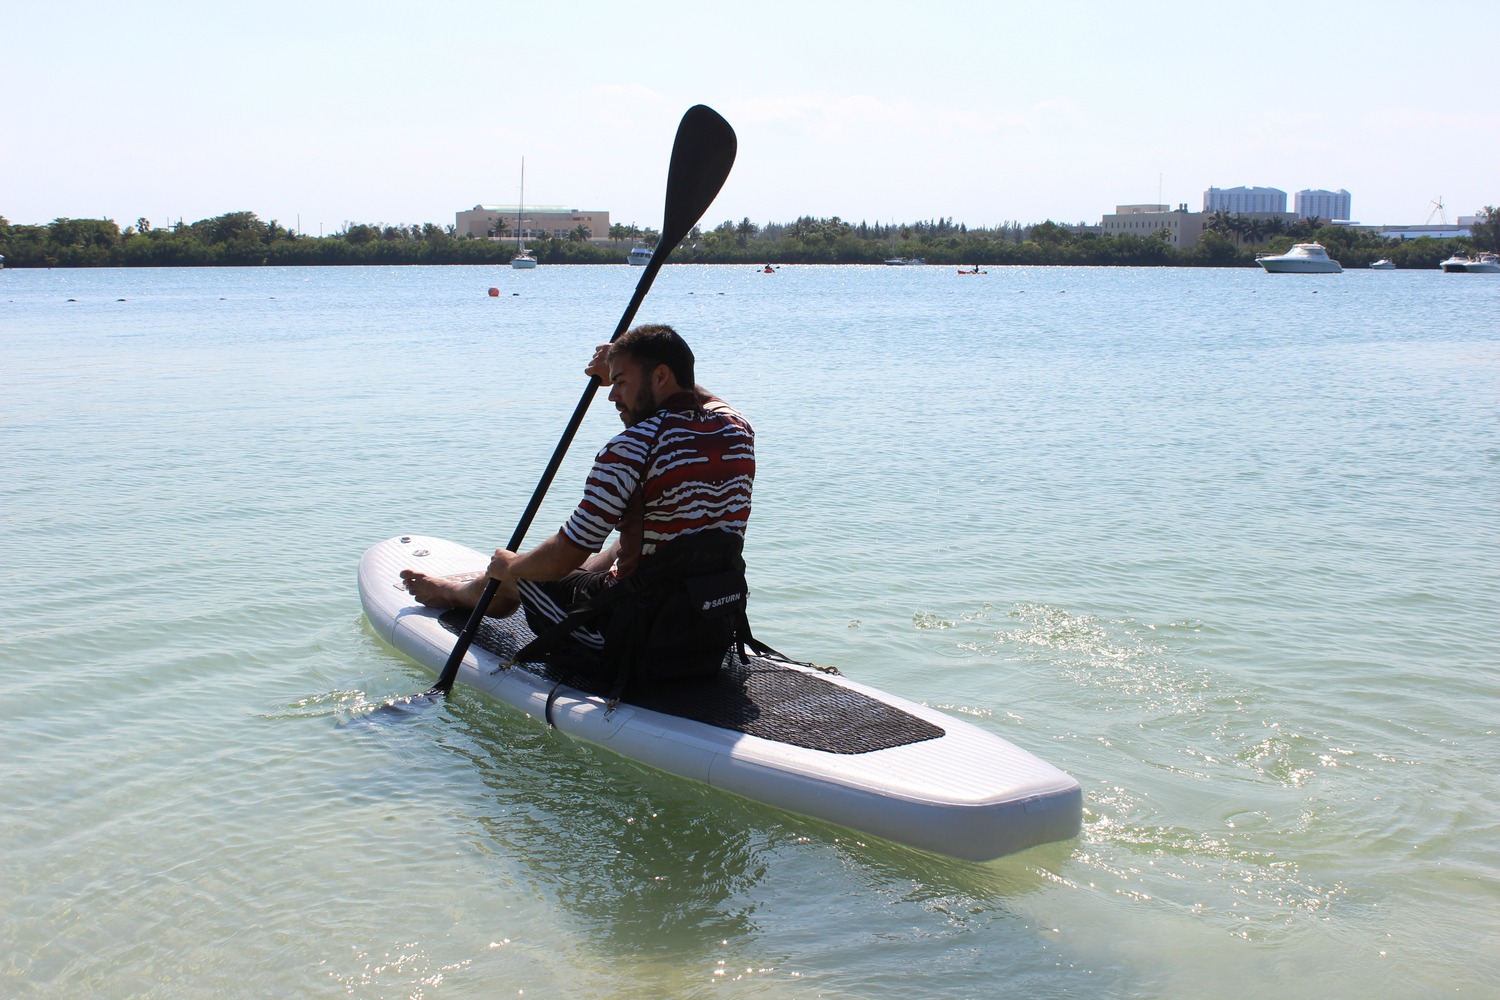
[370,104,737,717]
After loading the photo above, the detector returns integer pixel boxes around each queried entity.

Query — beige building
[1100,204,1208,249]
[455,205,611,241]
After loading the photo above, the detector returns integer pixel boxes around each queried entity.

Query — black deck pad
[439,610,944,755]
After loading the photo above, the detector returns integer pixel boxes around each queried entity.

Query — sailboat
[510,157,538,269]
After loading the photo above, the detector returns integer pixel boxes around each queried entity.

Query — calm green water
[3,263,1497,998]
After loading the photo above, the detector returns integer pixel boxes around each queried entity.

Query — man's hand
[584,343,611,382]
[486,548,520,582]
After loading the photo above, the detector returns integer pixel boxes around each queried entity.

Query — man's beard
[618,386,657,426]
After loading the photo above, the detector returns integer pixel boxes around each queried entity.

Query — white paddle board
[359,534,1081,861]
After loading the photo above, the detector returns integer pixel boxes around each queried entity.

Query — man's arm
[486,530,592,584]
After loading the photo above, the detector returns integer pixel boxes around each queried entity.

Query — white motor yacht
[1256,243,1342,273]
[1464,251,1500,273]
[627,246,652,266]
[1369,258,1396,270]
[1439,253,1472,273]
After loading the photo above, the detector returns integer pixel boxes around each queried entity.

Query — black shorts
[515,569,613,655]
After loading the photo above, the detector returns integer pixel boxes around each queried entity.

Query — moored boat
[1464,251,1500,273]
[1256,242,1342,273]
[883,257,926,266]
[1369,258,1395,270]
[627,246,652,266]
[1439,253,1472,273]
[510,158,539,269]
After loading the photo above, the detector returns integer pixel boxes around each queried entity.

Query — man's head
[606,324,695,425]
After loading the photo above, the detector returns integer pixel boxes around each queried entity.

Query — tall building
[1203,186,1287,214]
[1295,189,1351,221]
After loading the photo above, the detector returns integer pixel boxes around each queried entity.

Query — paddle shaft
[429,254,669,693]
[427,106,735,697]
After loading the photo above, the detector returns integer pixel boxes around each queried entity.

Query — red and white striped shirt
[562,391,754,578]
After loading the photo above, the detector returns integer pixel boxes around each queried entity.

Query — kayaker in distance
[401,324,757,689]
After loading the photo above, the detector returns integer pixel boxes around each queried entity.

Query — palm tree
[1470,206,1499,251]
[1227,213,1249,246]
[1205,210,1234,241]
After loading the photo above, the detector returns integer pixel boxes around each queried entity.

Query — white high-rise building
[1203,186,1287,214]
[1295,189,1352,221]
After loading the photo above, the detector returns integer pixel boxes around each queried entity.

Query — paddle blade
[659,105,737,251]
[338,687,446,727]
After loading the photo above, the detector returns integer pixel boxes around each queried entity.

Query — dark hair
[609,324,695,388]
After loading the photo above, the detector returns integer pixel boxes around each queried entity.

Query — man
[401,324,754,674]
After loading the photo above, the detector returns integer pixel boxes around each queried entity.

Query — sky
[3,1,1496,235]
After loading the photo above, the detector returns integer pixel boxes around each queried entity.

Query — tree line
[2,207,1494,269]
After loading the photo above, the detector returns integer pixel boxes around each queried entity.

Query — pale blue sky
[3,1,1494,234]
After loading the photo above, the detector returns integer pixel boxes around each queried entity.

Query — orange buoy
[488,287,500,297]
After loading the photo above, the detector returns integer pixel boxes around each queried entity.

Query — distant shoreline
[3,209,1488,271]
[0,257,1452,271]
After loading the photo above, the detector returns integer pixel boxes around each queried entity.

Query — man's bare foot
[400,570,519,617]
[400,570,483,609]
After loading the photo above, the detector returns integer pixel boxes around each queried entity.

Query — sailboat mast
[508,156,538,267]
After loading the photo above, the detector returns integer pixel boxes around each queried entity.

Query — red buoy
[487,287,500,297]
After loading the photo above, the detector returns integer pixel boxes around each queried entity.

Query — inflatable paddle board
[359,535,1082,861]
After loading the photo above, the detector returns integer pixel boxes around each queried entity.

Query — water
[2,263,1497,998]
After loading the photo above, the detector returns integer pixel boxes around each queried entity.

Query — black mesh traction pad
[439,611,944,755]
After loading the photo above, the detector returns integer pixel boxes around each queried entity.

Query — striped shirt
[562,391,754,578]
